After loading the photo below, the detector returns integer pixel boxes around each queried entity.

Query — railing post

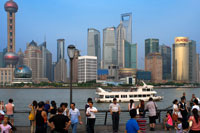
[104,111,108,125]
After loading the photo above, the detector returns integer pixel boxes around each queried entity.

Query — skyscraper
[121,13,132,43]
[39,42,53,81]
[160,45,171,80]
[17,48,24,66]
[145,39,159,56]
[102,27,117,69]
[145,53,163,83]
[4,0,18,52]
[87,28,101,69]
[123,40,137,68]
[54,59,67,83]
[189,40,197,83]
[72,49,80,83]
[173,37,190,82]
[57,39,65,62]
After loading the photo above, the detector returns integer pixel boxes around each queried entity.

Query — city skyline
[0,0,199,69]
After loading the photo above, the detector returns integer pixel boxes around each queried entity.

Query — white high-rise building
[78,56,97,83]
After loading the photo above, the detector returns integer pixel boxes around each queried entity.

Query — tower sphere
[4,52,19,66]
[4,0,18,13]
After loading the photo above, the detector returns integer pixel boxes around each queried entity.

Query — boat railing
[10,108,172,126]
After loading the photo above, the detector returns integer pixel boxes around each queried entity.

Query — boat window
[147,89,150,91]
[143,95,146,97]
[105,95,109,98]
[147,95,150,97]
[142,89,147,91]
[121,95,127,98]
[139,95,142,97]
[134,95,138,97]
[115,95,119,98]
[110,95,114,98]
[99,95,104,98]
[129,95,134,98]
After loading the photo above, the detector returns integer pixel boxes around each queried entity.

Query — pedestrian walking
[172,99,181,122]
[179,96,188,122]
[5,99,14,125]
[69,103,83,133]
[145,97,157,131]
[35,101,47,133]
[125,109,140,133]
[29,100,37,133]
[48,107,71,133]
[86,102,97,133]
[109,98,121,133]
[85,98,92,132]
[191,99,200,111]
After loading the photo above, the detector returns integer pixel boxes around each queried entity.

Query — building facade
[87,28,101,69]
[189,40,197,83]
[72,49,80,83]
[0,68,14,85]
[160,45,171,80]
[145,53,163,83]
[54,59,67,83]
[57,39,65,62]
[121,13,132,43]
[145,39,159,57]
[102,27,117,69]
[196,54,200,83]
[123,40,137,68]
[78,56,97,83]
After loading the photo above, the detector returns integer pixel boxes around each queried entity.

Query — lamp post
[67,45,76,104]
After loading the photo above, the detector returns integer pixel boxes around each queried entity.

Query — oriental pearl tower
[4,0,19,67]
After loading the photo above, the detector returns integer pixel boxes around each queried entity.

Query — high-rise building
[4,0,18,53]
[24,40,47,83]
[123,40,137,68]
[121,13,132,43]
[196,54,200,83]
[17,48,24,66]
[72,49,80,83]
[189,40,197,83]
[51,62,56,82]
[145,39,159,57]
[0,48,7,68]
[54,59,67,83]
[102,27,117,69]
[116,23,126,68]
[145,53,163,83]
[78,56,97,83]
[57,39,65,62]
[39,42,53,81]
[160,45,171,80]
[87,28,101,69]
[173,37,190,82]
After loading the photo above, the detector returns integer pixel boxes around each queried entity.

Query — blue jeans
[71,123,78,133]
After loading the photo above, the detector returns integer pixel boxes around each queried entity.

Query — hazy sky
[0,0,199,69]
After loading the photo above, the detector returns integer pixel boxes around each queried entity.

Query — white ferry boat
[95,82,163,103]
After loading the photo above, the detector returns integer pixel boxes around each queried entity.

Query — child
[164,111,173,130]
[0,116,12,133]
[175,118,183,133]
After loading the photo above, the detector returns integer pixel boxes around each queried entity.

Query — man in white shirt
[192,99,200,111]
[86,102,98,133]
[109,98,121,133]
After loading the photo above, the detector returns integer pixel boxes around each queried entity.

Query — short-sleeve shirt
[126,119,139,133]
[192,105,200,111]
[109,103,120,112]
[189,116,200,131]
[49,114,70,132]
[0,124,11,133]
[145,101,157,116]
[69,108,80,124]
[5,103,14,115]
[86,107,97,118]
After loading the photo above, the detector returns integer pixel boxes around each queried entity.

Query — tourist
[191,99,200,111]
[35,101,47,133]
[182,92,186,100]
[137,100,145,118]
[109,98,121,133]
[50,101,57,118]
[125,109,140,133]
[0,116,12,133]
[172,99,181,122]
[85,98,92,132]
[128,99,135,111]
[48,107,71,133]
[29,100,37,133]
[145,97,157,131]
[60,103,69,116]
[164,111,173,131]
[44,100,50,116]
[86,102,98,133]
[0,101,5,123]
[175,118,183,133]
[179,96,188,122]
[69,103,83,133]
[5,99,14,125]
[188,108,200,132]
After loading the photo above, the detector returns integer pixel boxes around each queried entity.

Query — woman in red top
[188,108,200,132]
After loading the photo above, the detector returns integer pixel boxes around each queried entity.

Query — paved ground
[14,124,176,133]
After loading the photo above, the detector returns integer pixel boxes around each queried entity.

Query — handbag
[172,113,178,121]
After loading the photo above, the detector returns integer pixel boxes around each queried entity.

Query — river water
[0,87,199,111]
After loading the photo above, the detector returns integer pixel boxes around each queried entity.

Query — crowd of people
[1,93,200,133]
